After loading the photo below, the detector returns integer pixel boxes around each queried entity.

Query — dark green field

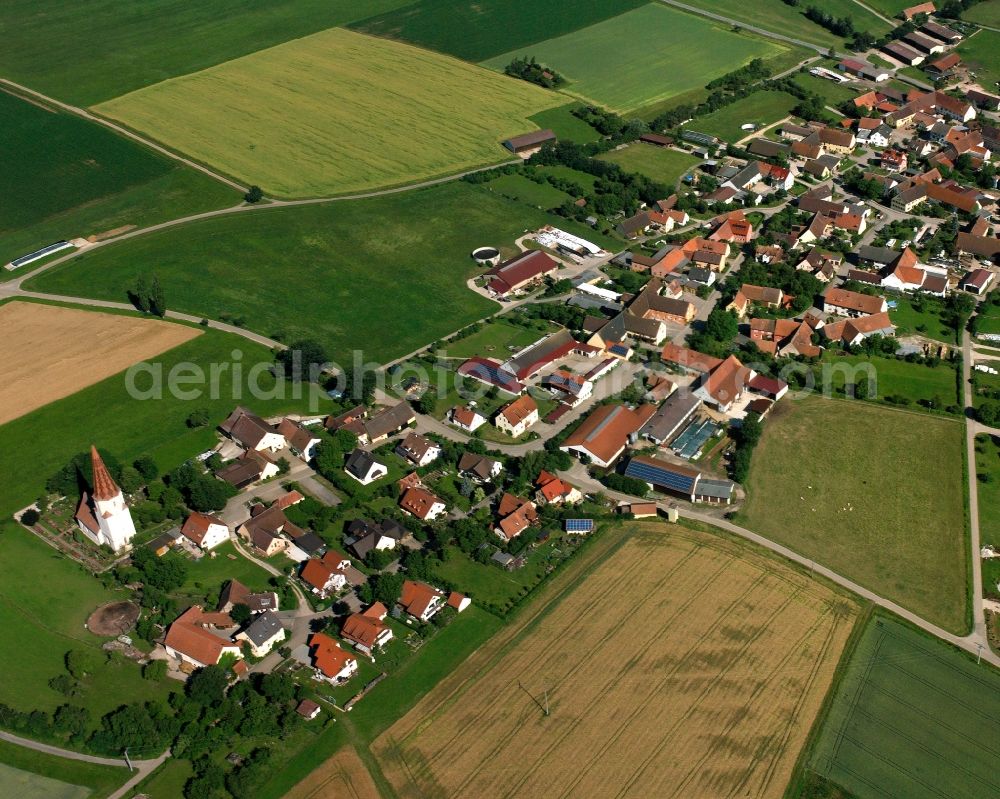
[26,182,604,364]
[350,0,647,62]
[0,0,410,105]
[807,615,1000,799]
[0,89,237,266]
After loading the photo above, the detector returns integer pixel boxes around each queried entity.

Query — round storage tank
[472,246,501,266]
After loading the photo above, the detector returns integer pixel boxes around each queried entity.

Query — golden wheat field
[0,301,198,425]
[376,525,858,799]
[94,28,562,197]
[283,746,380,799]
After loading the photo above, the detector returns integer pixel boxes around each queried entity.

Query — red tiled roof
[90,446,119,501]
[400,580,443,618]
[308,632,356,678]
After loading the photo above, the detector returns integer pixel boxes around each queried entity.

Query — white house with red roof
[180,512,229,551]
[399,580,444,621]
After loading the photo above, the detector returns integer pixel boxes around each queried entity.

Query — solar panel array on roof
[564,519,594,533]
[672,419,718,460]
[625,459,696,494]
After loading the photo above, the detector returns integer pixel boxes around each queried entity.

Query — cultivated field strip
[376,527,858,799]
[283,746,380,799]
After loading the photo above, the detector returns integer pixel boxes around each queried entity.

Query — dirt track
[0,301,198,424]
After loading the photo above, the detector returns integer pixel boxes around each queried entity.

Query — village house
[881,149,908,172]
[399,580,444,622]
[749,318,822,358]
[535,470,582,506]
[236,502,302,558]
[879,248,948,296]
[300,550,352,598]
[399,486,446,521]
[560,403,656,467]
[219,407,286,453]
[543,370,593,406]
[823,313,896,346]
[235,610,286,658]
[823,287,888,317]
[495,394,539,437]
[681,237,731,271]
[457,452,503,483]
[342,602,393,656]
[346,518,406,558]
[395,432,441,467]
[215,448,280,488]
[180,512,229,551]
[308,632,359,683]
[494,492,538,541]
[448,405,486,432]
[163,606,243,670]
[344,449,387,485]
[693,355,755,414]
[274,418,322,461]
[218,579,279,615]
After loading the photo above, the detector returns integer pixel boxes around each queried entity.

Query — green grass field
[0,520,176,722]
[807,614,1000,799]
[823,354,960,408]
[0,762,90,799]
[0,0,410,106]
[0,319,318,518]
[958,28,1000,90]
[0,739,125,799]
[484,173,571,208]
[528,104,603,144]
[350,0,648,62]
[95,28,562,197]
[975,434,1000,551]
[976,304,1000,337]
[692,90,800,143]
[680,0,891,48]
[861,0,916,16]
[965,0,1000,26]
[175,541,274,603]
[26,183,606,365]
[481,4,790,113]
[0,88,237,267]
[739,397,968,633]
[538,165,600,193]
[889,297,957,343]
[598,143,700,187]
[445,320,546,359]
[790,71,861,106]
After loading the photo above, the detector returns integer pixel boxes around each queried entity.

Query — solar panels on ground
[9,240,74,269]
[565,519,594,534]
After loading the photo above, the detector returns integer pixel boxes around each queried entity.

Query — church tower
[74,446,137,552]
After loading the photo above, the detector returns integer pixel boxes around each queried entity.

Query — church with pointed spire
[74,446,137,552]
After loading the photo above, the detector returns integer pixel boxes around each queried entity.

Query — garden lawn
[480,4,791,113]
[790,71,862,106]
[976,304,1000,337]
[95,28,562,197]
[0,323,320,518]
[738,396,969,633]
[0,88,237,267]
[350,0,648,62]
[174,541,275,603]
[0,520,176,721]
[26,182,557,364]
[484,173,571,209]
[807,614,1000,799]
[0,0,410,106]
[0,740,126,799]
[823,353,960,408]
[444,320,549,360]
[972,367,1000,410]
[680,0,891,48]
[889,297,956,343]
[957,28,1000,90]
[597,143,700,187]
[691,90,800,143]
[528,104,602,144]
[537,165,599,193]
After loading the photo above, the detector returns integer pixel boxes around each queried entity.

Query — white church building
[74,446,137,552]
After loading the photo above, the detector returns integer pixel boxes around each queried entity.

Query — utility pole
[124,748,134,773]
[977,643,984,665]
[543,684,550,717]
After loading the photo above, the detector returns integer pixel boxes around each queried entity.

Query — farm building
[502,129,556,156]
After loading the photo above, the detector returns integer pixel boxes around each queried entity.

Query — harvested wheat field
[377,525,858,799]
[0,301,198,424]
[284,746,380,799]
